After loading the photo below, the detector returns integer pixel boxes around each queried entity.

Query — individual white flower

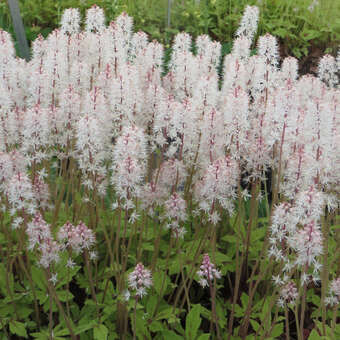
[66,258,76,268]
[123,289,131,302]
[89,251,98,261]
[12,217,24,230]
[128,212,140,223]
[49,273,58,285]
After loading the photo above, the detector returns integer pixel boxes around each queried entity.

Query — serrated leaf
[17,306,33,319]
[185,304,201,340]
[135,310,150,339]
[162,330,183,340]
[250,319,260,332]
[94,324,108,340]
[36,290,48,304]
[146,295,158,317]
[153,271,169,297]
[75,320,97,335]
[197,335,210,340]
[30,330,49,340]
[9,321,28,338]
[214,252,231,263]
[241,293,249,309]
[156,307,173,320]
[271,322,283,337]
[149,320,163,332]
[56,290,73,302]
[308,329,321,340]
[31,266,46,291]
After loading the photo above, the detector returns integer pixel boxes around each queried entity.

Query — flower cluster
[58,221,96,254]
[26,213,60,268]
[269,186,325,286]
[128,263,152,298]
[325,277,340,306]
[277,281,298,307]
[0,4,338,326]
[197,254,221,288]
[111,125,147,207]
[164,192,187,238]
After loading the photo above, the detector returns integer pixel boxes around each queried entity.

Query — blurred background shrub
[0,0,339,59]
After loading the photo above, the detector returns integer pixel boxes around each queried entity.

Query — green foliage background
[0,0,339,58]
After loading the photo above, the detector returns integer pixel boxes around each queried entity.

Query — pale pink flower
[6,171,36,215]
[235,6,259,42]
[164,193,187,222]
[288,221,322,268]
[326,277,340,306]
[26,212,51,250]
[194,156,239,214]
[32,175,50,209]
[197,254,221,288]
[76,113,107,177]
[58,221,95,254]
[231,36,251,60]
[278,281,298,307]
[0,29,15,78]
[128,263,152,298]
[22,105,50,163]
[60,8,80,34]
[39,238,61,268]
[85,5,105,33]
[281,57,298,84]
[318,54,338,88]
[195,35,221,73]
[26,213,60,268]
[111,125,147,202]
[257,33,279,68]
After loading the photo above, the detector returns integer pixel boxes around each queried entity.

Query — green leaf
[185,304,201,340]
[142,243,154,251]
[214,251,231,263]
[311,293,320,307]
[249,319,260,332]
[53,324,70,337]
[135,310,150,339]
[308,329,323,340]
[197,335,210,340]
[301,30,321,41]
[146,295,158,316]
[240,293,249,309]
[75,320,97,335]
[31,266,46,291]
[335,323,340,336]
[149,320,164,333]
[36,290,48,304]
[156,307,174,320]
[308,324,333,340]
[9,321,28,338]
[31,330,49,340]
[94,324,108,340]
[56,290,74,302]
[17,306,33,319]
[0,264,10,296]
[153,271,169,297]
[271,322,283,337]
[162,330,183,340]
[273,27,288,38]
